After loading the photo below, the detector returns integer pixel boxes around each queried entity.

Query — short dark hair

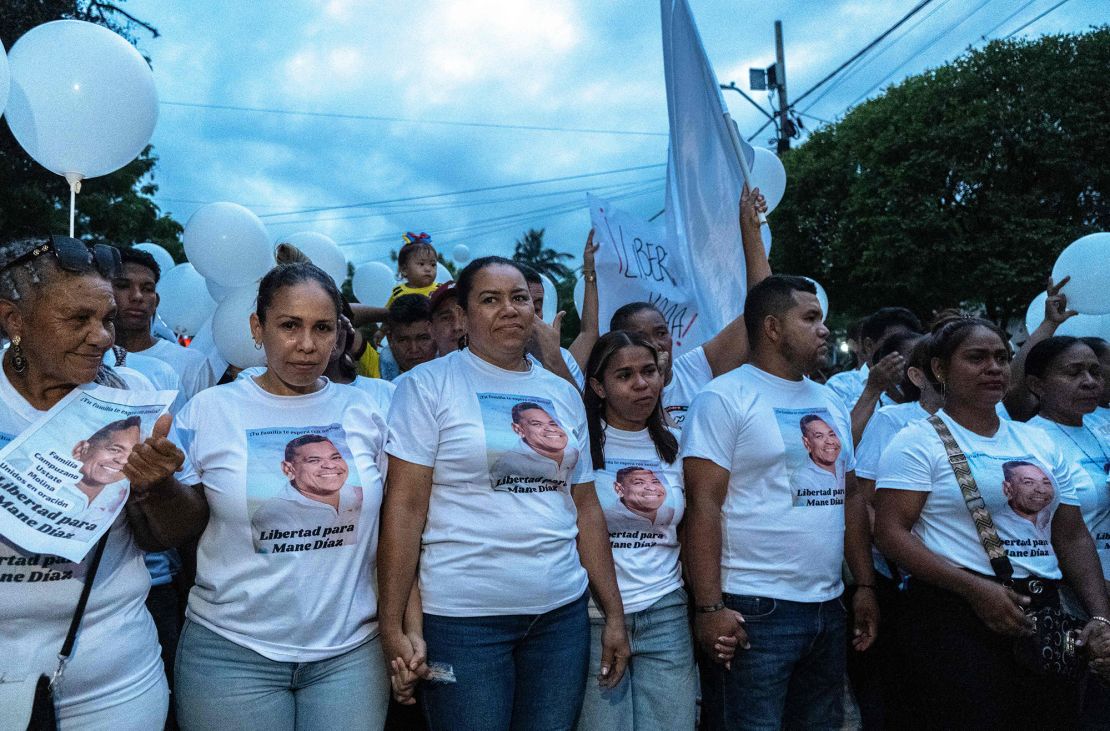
[511,401,547,424]
[926,317,1010,388]
[387,293,432,328]
[87,415,141,445]
[256,263,342,325]
[861,307,922,344]
[615,466,654,484]
[610,302,662,332]
[871,331,922,367]
[397,241,436,270]
[1002,460,1038,482]
[455,256,526,312]
[119,247,161,282]
[799,413,829,436]
[518,264,543,286]
[1080,336,1110,360]
[743,275,817,346]
[1025,336,1088,379]
[284,434,335,463]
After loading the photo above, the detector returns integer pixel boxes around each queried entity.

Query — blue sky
[116,0,1105,270]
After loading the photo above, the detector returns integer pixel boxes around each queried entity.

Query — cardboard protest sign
[0,384,175,562]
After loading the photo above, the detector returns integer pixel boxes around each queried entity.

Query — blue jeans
[701,595,846,731]
[421,593,589,731]
[174,620,389,731]
[577,587,696,731]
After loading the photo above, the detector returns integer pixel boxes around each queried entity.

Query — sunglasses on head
[7,236,122,279]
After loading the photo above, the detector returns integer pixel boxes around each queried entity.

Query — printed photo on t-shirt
[773,407,847,508]
[478,392,579,494]
[245,424,363,554]
[595,458,681,549]
[975,456,1059,561]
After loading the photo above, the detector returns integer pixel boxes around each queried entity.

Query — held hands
[967,579,1033,637]
[122,414,184,495]
[851,588,879,652]
[694,608,748,670]
[598,616,631,688]
[1079,620,1110,680]
[739,187,768,231]
[1043,276,1078,328]
[383,629,431,705]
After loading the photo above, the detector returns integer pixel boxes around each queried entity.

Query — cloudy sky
[116,0,1103,269]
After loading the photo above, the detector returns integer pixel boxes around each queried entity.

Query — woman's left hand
[122,414,185,494]
[1080,619,1110,674]
[598,616,631,689]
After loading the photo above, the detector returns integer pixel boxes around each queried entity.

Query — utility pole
[773,20,791,153]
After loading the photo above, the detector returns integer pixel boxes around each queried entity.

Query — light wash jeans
[174,619,389,731]
[577,587,697,731]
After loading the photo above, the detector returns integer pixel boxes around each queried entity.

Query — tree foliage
[770,28,1110,326]
[0,1,182,256]
[512,228,573,279]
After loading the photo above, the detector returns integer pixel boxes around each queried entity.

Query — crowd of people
[0,186,1109,731]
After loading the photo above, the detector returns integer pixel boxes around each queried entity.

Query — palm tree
[512,228,572,279]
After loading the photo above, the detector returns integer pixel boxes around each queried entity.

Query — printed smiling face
[615,468,667,515]
[283,437,349,500]
[1002,462,1054,521]
[800,416,841,473]
[512,406,568,458]
[75,420,141,494]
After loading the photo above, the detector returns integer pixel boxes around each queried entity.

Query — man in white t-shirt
[994,460,1055,544]
[112,248,215,400]
[611,467,674,530]
[681,275,878,730]
[489,402,579,491]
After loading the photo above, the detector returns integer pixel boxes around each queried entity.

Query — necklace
[1052,421,1110,475]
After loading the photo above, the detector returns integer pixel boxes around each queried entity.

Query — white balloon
[205,277,235,303]
[132,242,174,278]
[184,202,273,287]
[452,244,470,264]
[573,275,586,316]
[0,39,10,120]
[436,262,452,284]
[539,274,558,322]
[1053,233,1110,315]
[212,285,266,369]
[5,21,157,181]
[157,264,217,337]
[352,262,396,306]
[1025,292,1048,336]
[1056,313,1110,338]
[276,231,348,285]
[750,147,787,214]
[803,277,829,321]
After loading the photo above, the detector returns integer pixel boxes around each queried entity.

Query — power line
[258,163,666,218]
[979,0,1041,40]
[791,0,941,107]
[161,100,668,138]
[1004,0,1073,38]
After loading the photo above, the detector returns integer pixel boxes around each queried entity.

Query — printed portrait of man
[489,401,579,491]
[251,434,362,551]
[993,460,1056,544]
[789,414,844,502]
[63,415,141,517]
[610,466,675,530]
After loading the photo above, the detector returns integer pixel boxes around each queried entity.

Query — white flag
[661,0,754,337]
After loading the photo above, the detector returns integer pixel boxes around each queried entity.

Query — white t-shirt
[876,411,1079,579]
[0,368,162,718]
[138,338,215,402]
[386,348,592,616]
[594,425,683,613]
[826,365,867,410]
[856,402,930,480]
[1088,406,1110,438]
[1029,415,1110,579]
[681,364,855,602]
[174,377,387,662]
[662,346,713,429]
[104,349,186,413]
[527,347,586,391]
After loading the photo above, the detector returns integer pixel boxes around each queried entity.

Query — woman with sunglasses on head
[0,236,205,730]
[874,317,1110,729]
[576,331,697,730]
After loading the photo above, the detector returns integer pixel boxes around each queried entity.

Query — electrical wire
[979,0,1041,40]
[1003,0,1073,38]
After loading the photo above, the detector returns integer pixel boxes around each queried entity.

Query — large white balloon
[205,277,235,303]
[539,274,558,322]
[452,244,470,264]
[352,262,396,306]
[1056,313,1110,338]
[132,242,175,278]
[183,202,273,287]
[0,39,10,120]
[802,277,829,321]
[1053,233,1110,315]
[1025,292,1048,336]
[276,232,348,285]
[750,147,787,214]
[212,285,266,369]
[573,275,586,316]
[436,262,452,284]
[157,264,217,337]
[5,21,157,182]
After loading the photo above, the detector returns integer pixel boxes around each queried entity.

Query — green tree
[0,1,182,257]
[771,28,1110,326]
[512,228,573,279]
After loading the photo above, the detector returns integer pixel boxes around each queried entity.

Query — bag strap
[926,414,1014,581]
[52,533,110,687]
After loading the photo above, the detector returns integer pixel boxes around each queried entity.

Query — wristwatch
[696,602,725,613]
[582,270,597,283]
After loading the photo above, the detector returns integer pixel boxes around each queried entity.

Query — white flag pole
[723,112,767,226]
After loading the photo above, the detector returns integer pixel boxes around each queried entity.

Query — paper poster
[478,392,580,495]
[772,407,847,509]
[0,385,175,562]
[595,457,682,549]
[245,423,363,554]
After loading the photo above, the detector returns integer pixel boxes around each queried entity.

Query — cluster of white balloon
[1026,233,1110,339]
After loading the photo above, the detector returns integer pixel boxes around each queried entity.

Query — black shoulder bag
[928,414,1087,680]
